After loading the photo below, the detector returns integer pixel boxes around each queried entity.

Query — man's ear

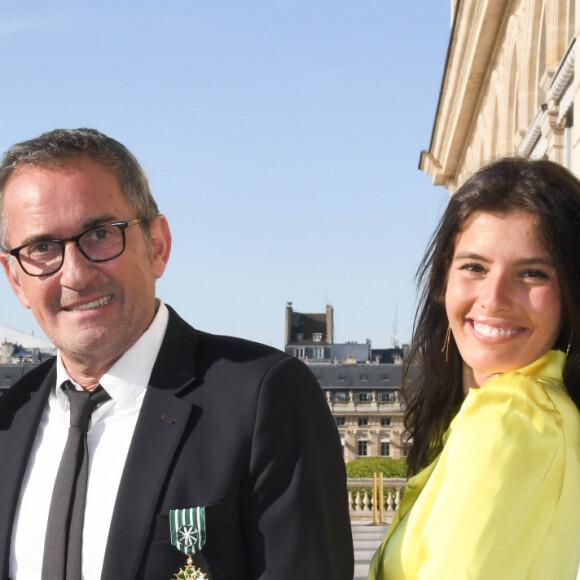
[0,254,31,309]
[149,215,172,279]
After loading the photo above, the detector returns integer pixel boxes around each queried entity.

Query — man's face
[0,155,171,373]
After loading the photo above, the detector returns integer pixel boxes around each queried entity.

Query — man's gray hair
[0,128,160,249]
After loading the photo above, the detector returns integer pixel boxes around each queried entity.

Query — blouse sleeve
[414,372,565,579]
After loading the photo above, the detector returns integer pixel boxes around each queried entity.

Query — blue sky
[0,1,451,350]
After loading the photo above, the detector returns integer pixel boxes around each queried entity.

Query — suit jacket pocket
[151,498,239,541]
[145,498,252,579]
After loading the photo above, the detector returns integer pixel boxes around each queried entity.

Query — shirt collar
[56,300,169,409]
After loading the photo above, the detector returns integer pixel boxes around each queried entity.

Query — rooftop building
[285,303,414,462]
[0,325,55,392]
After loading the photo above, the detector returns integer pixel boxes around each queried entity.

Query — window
[294,347,305,359]
[381,417,391,427]
[334,391,348,402]
[338,375,346,384]
[359,374,368,382]
[313,332,323,342]
[357,440,368,456]
[381,442,390,456]
[314,347,325,359]
[335,417,346,426]
[379,392,396,402]
[358,417,368,426]
[354,392,372,402]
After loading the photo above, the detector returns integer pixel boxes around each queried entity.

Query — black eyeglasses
[8,218,143,277]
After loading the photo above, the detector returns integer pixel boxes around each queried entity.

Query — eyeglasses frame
[7,217,144,277]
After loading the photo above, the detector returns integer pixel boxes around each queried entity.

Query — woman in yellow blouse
[369,157,580,579]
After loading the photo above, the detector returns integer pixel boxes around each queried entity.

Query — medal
[172,554,206,580]
[170,507,207,580]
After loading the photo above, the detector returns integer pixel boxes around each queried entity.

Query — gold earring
[442,326,451,362]
[566,333,573,361]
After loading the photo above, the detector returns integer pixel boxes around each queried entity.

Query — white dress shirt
[10,300,169,580]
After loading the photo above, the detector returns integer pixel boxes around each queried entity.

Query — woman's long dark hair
[403,157,580,475]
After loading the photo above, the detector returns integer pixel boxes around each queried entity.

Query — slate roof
[0,324,55,353]
[307,362,418,390]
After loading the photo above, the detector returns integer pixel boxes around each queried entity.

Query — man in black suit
[0,128,353,579]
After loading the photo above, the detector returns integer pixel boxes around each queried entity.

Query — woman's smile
[469,319,526,338]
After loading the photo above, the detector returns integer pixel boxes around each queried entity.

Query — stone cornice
[420,0,511,188]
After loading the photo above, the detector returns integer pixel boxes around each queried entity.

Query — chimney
[285,302,293,346]
[326,304,334,344]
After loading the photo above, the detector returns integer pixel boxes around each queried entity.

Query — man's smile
[64,295,112,312]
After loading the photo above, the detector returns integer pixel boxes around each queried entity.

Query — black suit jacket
[0,306,353,579]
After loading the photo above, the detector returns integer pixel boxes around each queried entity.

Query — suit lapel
[101,388,194,578]
[0,362,55,577]
[101,307,199,578]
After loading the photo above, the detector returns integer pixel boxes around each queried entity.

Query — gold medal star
[172,555,208,580]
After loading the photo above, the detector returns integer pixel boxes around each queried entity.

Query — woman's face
[445,210,562,392]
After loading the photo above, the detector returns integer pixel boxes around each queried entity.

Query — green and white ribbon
[170,507,206,555]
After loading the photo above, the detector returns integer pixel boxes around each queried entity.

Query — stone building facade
[312,362,416,462]
[285,303,413,462]
[420,0,578,191]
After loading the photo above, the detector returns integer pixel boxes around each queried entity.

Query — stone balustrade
[347,477,406,521]
[329,399,405,413]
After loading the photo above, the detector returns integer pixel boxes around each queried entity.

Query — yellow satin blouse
[368,350,580,579]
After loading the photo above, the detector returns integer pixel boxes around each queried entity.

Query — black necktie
[42,382,110,580]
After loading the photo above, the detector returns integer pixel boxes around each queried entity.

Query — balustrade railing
[347,477,406,522]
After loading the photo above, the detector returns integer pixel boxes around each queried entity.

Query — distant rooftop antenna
[391,304,400,348]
